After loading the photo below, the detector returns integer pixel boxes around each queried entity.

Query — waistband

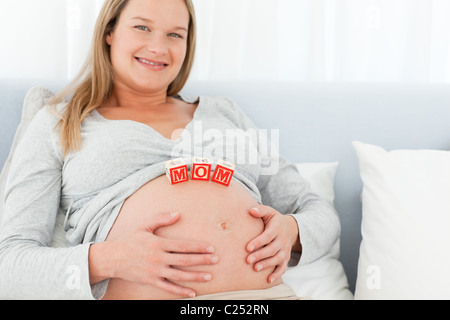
[179,283,308,300]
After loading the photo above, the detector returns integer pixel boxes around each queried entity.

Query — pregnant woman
[0,0,339,300]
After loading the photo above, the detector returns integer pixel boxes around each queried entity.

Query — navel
[218,221,232,232]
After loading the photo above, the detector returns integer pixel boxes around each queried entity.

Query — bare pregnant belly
[102,175,282,300]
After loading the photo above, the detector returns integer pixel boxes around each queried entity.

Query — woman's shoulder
[200,95,237,107]
[178,94,248,125]
[11,104,65,165]
[179,94,237,107]
[30,104,64,131]
[201,96,247,121]
[18,103,65,150]
[180,95,240,114]
[183,95,254,131]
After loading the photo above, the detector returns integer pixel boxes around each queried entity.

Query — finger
[247,227,276,253]
[247,240,279,264]
[268,263,288,284]
[168,253,219,267]
[164,238,215,254]
[249,206,276,222]
[154,278,197,298]
[162,267,213,283]
[248,206,267,219]
[254,249,286,273]
[145,212,181,233]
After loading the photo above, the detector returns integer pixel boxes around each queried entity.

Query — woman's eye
[135,25,149,31]
[168,33,183,39]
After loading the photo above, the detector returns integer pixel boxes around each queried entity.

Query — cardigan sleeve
[228,99,341,266]
[0,107,96,300]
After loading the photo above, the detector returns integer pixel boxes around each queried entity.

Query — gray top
[0,95,340,299]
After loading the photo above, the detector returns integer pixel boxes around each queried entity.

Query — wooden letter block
[165,158,189,185]
[211,159,235,187]
[191,157,212,181]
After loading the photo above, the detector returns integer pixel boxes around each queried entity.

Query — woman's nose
[146,35,168,55]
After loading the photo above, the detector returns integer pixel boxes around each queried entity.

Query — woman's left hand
[246,205,301,284]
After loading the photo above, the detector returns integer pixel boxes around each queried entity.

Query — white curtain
[0,0,103,80]
[1,0,450,83]
[193,0,450,83]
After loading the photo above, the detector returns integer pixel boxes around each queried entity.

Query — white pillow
[353,141,450,300]
[282,162,353,300]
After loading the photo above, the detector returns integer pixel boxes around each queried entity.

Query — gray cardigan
[0,96,340,299]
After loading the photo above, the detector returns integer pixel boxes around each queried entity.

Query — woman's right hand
[89,212,218,298]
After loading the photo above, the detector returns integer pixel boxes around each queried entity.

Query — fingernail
[170,212,179,217]
[204,274,212,281]
[248,256,256,264]
[206,246,215,253]
[252,207,260,212]
[256,264,263,272]
[248,245,255,252]
[211,256,219,264]
[189,292,196,298]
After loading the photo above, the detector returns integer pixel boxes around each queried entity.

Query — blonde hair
[50,0,196,155]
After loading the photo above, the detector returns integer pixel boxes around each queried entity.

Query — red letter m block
[211,159,235,187]
[165,158,189,185]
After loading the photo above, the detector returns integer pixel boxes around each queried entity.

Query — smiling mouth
[136,57,168,67]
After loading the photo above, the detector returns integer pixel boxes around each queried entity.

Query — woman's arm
[0,108,96,299]
[247,157,340,282]
[226,99,340,280]
[254,156,340,266]
[0,107,218,299]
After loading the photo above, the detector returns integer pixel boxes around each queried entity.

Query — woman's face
[106,0,189,95]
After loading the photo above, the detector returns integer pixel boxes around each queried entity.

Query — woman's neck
[105,81,170,111]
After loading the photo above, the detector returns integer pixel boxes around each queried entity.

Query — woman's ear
[106,32,113,46]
